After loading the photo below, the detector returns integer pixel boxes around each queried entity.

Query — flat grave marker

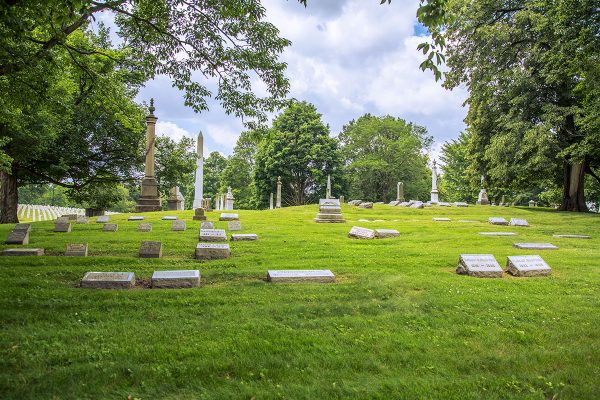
[267,270,335,283]
[488,217,508,225]
[506,255,552,277]
[231,233,258,241]
[553,234,591,239]
[200,221,215,230]
[219,213,239,221]
[96,215,110,223]
[103,224,118,232]
[172,220,186,231]
[76,215,88,224]
[54,222,72,232]
[128,216,144,221]
[162,216,178,220]
[195,243,231,260]
[151,270,200,288]
[5,224,30,245]
[228,221,242,231]
[81,272,134,289]
[513,242,558,250]
[510,218,529,227]
[479,232,518,236]
[374,229,400,238]
[348,226,375,239]
[432,218,451,222]
[458,220,479,223]
[138,223,152,232]
[2,248,44,256]
[456,254,503,278]
[454,202,469,207]
[65,243,88,257]
[199,229,227,242]
[139,241,162,258]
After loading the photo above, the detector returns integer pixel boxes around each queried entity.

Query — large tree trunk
[0,169,19,223]
[559,161,588,212]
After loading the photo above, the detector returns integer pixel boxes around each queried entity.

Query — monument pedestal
[136,177,161,212]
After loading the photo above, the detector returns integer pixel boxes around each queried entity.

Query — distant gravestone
[488,217,508,225]
[458,220,478,223]
[65,243,88,257]
[454,202,469,207]
[231,233,258,241]
[513,243,558,250]
[552,234,591,239]
[506,255,552,277]
[151,270,200,288]
[103,223,118,232]
[357,202,373,209]
[139,241,162,258]
[409,202,424,209]
[5,224,30,245]
[81,272,134,289]
[138,223,152,232]
[374,229,400,238]
[432,218,451,221]
[479,232,517,236]
[437,202,451,207]
[2,248,44,256]
[200,221,215,230]
[63,214,78,220]
[162,216,178,220]
[128,216,144,221]
[267,270,335,283]
[509,218,529,227]
[55,216,70,224]
[76,215,89,224]
[456,254,503,278]
[171,220,186,231]
[193,208,207,221]
[357,219,370,222]
[195,243,231,260]
[219,213,239,221]
[199,229,227,242]
[227,221,242,231]
[388,201,400,206]
[96,215,110,223]
[348,226,375,239]
[54,222,72,232]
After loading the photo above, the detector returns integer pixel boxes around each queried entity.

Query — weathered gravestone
[219,213,239,221]
[192,208,207,221]
[513,243,558,250]
[488,217,508,225]
[509,218,529,227]
[409,202,424,209]
[358,202,373,209]
[479,232,518,236]
[374,229,400,238]
[348,226,375,239]
[96,215,110,223]
[138,223,152,232]
[267,270,335,283]
[228,221,242,231]
[195,243,231,260]
[200,221,215,230]
[128,216,144,221]
[5,223,30,245]
[552,234,591,239]
[2,248,44,256]
[139,241,162,258]
[62,214,78,220]
[231,233,258,241]
[65,243,88,257]
[76,215,89,224]
[432,218,451,221]
[151,270,200,288]
[171,220,186,231]
[456,254,503,278]
[103,224,118,232]
[81,272,134,289]
[199,229,227,242]
[162,216,178,220]
[454,202,469,207]
[506,255,552,277]
[54,222,72,232]
[55,216,70,224]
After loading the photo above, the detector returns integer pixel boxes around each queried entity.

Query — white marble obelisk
[430,160,439,203]
[192,131,204,209]
[276,176,282,208]
[326,174,332,199]
[269,192,274,210]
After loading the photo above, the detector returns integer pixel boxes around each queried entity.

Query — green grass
[1,205,599,399]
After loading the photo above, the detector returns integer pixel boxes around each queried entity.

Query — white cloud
[155,121,193,142]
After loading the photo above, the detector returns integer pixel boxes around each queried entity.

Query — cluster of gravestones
[348,200,470,209]
[17,204,119,222]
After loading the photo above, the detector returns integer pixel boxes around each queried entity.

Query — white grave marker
[506,255,552,277]
[267,270,335,283]
[456,254,503,278]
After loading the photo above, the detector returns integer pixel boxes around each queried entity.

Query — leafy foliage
[154,135,196,204]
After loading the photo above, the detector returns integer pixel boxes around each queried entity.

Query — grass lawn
[0,204,599,399]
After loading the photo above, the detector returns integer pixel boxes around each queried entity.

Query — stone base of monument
[267,270,335,283]
[195,243,231,260]
[135,197,161,212]
[167,199,183,211]
[2,248,44,256]
[193,208,207,221]
[456,254,503,278]
[315,199,346,223]
[81,272,134,289]
[506,255,552,277]
[151,270,200,288]
[314,213,346,223]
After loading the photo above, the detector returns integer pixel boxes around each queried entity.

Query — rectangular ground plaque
[103,223,118,232]
[513,243,558,250]
[80,272,134,289]
[374,229,400,238]
[195,243,231,260]
[138,223,152,232]
[151,270,200,288]
[228,221,242,231]
[65,243,88,257]
[488,217,508,225]
[348,226,375,239]
[128,216,144,221]
[479,232,517,236]
[509,218,529,227]
[2,248,44,256]
[172,220,186,231]
[139,241,162,258]
[456,254,503,278]
[200,221,215,230]
[219,213,239,221]
[54,222,72,232]
[553,234,591,239]
[96,216,110,223]
[231,233,258,241]
[432,218,451,221]
[267,270,335,283]
[162,216,178,220]
[506,255,552,277]
[199,229,227,242]
[454,202,469,207]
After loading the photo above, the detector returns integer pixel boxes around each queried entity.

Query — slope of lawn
[0,204,599,399]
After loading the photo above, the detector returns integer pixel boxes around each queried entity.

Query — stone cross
[192,131,204,209]
[276,176,282,208]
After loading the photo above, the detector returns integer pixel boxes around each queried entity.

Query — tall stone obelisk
[430,160,439,204]
[276,176,282,208]
[397,182,405,202]
[136,99,161,212]
[326,174,332,199]
[192,131,204,209]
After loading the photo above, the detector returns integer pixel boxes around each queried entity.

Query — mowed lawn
[0,204,599,399]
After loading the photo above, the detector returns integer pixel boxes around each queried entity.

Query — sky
[134,0,469,161]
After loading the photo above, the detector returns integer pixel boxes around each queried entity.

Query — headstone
[513,243,558,250]
[476,176,490,205]
[199,229,227,242]
[456,254,503,278]
[552,234,591,239]
[63,214,78,220]
[103,223,118,232]
[171,220,186,231]
[96,215,110,223]
[267,270,335,283]
[55,216,70,223]
[315,198,345,223]
[162,216,178,220]
[151,270,200,288]
[437,202,451,207]
[339,195,345,204]
[432,218,451,221]
[5,224,30,245]
[54,222,72,232]
[228,221,242,231]
[76,215,88,224]
[138,223,152,232]
[509,218,529,227]
[195,243,231,260]
[225,186,234,210]
[192,207,207,221]
[2,248,44,256]
[398,202,410,207]
[231,233,258,241]
[374,229,400,238]
[219,213,239,221]
[454,202,469,207]
[139,241,162,258]
[81,272,134,289]
[506,255,552,277]
[348,226,375,239]
[488,217,508,225]
[409,202,424,209]
[200,221,215,230]
[128,216,144,221]
[529,200,536,207]
[65,243,88,257]
[167,186,185,211]
[479,232,517,236]
[388,201,400,206]
[357,202,373,209]
[397,182,405,202]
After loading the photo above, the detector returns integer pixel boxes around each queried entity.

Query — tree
[203,151,228,205]
[221,130,261,209]
[440,132,478,203]
[339,114,432,202]
[254,101,344,207]
[154,135,196,207]
[67,182,131,211]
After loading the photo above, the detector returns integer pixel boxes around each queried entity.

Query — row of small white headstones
[17,204,119,222]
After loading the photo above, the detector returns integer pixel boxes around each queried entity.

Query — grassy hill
[0,204,599,399]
